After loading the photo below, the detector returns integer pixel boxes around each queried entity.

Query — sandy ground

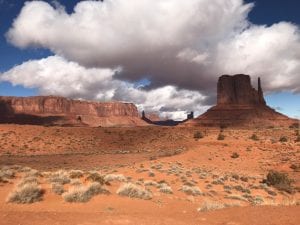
[0,124,299,225]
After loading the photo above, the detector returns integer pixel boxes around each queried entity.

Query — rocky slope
[188,74,297,127]
[0,96,145,127]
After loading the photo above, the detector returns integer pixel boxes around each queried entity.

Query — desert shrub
[117,183,152,200]
[86,172,106,185]
[217,133,225,140]
[265,170,294,193]
[70,179,82,186]
[159,183,173,194]
[0,167,15,180]
[17,176,39,188]
[62,186,91,203]
[144,180,159,187]
[104,174,127,182]
[51,183,65,195]
[69,170,84,179]
[24,169,40,178]
[48,170,70,185]
[231,152,239,159]
[194,131,204,140]
[250,134,259,141]
[62,183,109,203]
[86,182,110,196]
[197,201,225,212]
[290,164,300,172]
[7,183,44,204]
[279,136,288,142]
[180,185,202,196]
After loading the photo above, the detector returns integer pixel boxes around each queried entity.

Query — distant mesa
[187,74,297,127]
[0,96,146,127]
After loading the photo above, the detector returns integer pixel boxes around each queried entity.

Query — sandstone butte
[187,74,297,127]
[0,96,146,127]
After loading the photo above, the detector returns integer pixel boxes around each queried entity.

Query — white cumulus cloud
[1,0,300,119]
[0,55,208,120]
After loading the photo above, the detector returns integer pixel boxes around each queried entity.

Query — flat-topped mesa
[0,96,144,127]
[217,74,266,106]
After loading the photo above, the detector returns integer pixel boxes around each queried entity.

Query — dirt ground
[0,124,299,225]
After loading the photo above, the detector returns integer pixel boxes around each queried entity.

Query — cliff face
[0,96,143,127]
[188,74,296,127]
[217,75,266,106]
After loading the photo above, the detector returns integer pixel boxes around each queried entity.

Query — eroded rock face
[188,74,296,127]
[0,96,144,127]
[217,74,266,106]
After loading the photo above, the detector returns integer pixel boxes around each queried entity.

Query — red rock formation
[187,74,297,127]
[0,96,145,127]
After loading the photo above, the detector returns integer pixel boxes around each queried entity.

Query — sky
[0,0,299,120]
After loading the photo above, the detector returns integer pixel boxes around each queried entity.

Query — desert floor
[0,124,299,225]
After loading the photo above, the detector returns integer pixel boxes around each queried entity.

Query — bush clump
[217,133,225,140]
[117,183,152,200]
[250,134,259,141]
[265,170,294,193]
[62,182,109,203]
[180,185,202,196]
[7,183,44,204]
[279,136,288,142]
[51,183,65,195]
[86,172,106,185]
[231,152,239,159]
[194,131,204,140]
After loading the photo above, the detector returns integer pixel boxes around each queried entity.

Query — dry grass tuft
[51,183,65,195]
[180,185,202,196]
[7,182,44,204]
[62,182,109,203]
[104,174,127,182]
[117,183,152,200]
[48,170,70,185]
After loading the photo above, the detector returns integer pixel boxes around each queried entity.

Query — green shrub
[217,133,225,140]
[194,131,204,140]
[250,134,259,141]
[279,136,288,142]
[231,152,239,159]
[265,170,294,193]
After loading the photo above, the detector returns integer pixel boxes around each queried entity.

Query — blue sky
[0,0,299,119]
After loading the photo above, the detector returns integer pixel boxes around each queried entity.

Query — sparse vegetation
[86,172,106,185]
[104,174,127,182]
[231,152,239,159]
[69,170,84,179]
[180,185,202,196]
[159,183,173,194]
[279,136,288,142]
[51,183,65,195]
[117,183,152,200]
[7,182,44,204]
[265,170,294,194]
[250,134,259,141]
[48,170,70,185]
[63,182,109,203]
[194,131,204,140]
[197,201,226,212]
[217,133,225,140]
